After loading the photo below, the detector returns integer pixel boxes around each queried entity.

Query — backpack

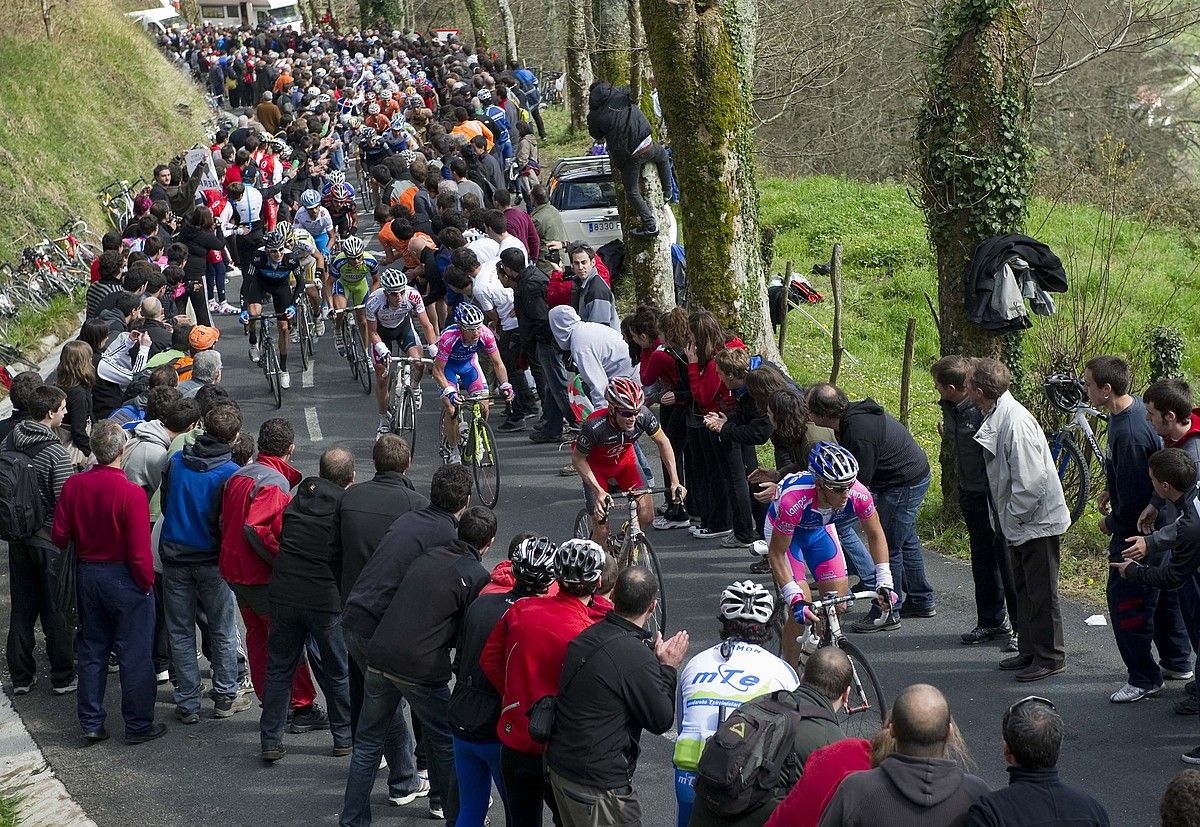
[0,443,48,542]
[694,691,837,817]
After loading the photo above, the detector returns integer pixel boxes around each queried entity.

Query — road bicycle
[333,304,372,393]
[293,296,317,372]
[97,180,138,231]
[247,310,288,409]
[1043,374,1107,524]
[385,355,431,453]
[573,487,672,636]
[439,393,502,508]
[778,591,887,738]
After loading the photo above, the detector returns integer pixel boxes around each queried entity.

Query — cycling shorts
[379,319,419,353]
[443,357,487,394]
[313,232,331,257]
[331,212,355,236]
[764,506,848,584]
[334,278,370,307]
[583,452,645,508]
[243,277,293,315]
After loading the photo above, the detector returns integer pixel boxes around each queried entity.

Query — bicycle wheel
[344,320,360,380]
[470,419,501,508]
[629,535,667,635]
[296,304,312,372]
[573,508,592,540]
[265,342,282,409]
[834,638,887,739]
[392,387,418,455]
[1048,432,1088,524]
[348,324,372,393]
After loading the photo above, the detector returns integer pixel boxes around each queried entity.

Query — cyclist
[368,268,438,435]
[240,229,305,389]
[293,189,334,256]
[766,442,896,666]
[432,302,513,465]
[322,182,358,249]
[328,235,379,359]
[288,227,328,336]
[673,581,799,827]
[320,170,356,203]
[571,376,685,549]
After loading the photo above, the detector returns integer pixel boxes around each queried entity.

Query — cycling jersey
[574,407,660,464]
[364,287,425,329]
[248,251,303,283]
[435,324,498,364]
[329,251,379,284]
[766,471,875,584]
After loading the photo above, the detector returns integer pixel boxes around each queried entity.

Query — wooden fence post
[777,260,792,354]
[829,244,844,384]
[900,316,917,427]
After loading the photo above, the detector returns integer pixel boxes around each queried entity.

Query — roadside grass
[0,791,22,827]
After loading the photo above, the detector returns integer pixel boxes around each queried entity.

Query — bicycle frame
[1062,403,1106,466]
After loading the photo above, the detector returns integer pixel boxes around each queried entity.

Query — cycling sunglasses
[1008,695,1055,715]
[818,479,855,494]
[613,408,639,418]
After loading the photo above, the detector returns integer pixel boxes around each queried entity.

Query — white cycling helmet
[340,235,366,257]
[380,268,407,291]
[328,170,347,186]
[555,539,605,587]
[808,442,859,487]
[300,189,322,209]
[291,228,316,255]
[720,580,775,624]
[454,302,485,329]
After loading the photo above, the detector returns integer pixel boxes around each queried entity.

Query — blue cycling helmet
[808,442,859,487]
[455,302,485,329]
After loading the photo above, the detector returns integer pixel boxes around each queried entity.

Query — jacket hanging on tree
[964,234,1069,332]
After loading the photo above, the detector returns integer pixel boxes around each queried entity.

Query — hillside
[0,0,209,267]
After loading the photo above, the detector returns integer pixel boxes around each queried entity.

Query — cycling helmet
[328,170,347,186]
[300,189,322,208]
[720,580,775,624]
[315,67,328,77]
[340,235,366,257]
[318,93,331,104]
[511,536,557,591]
[400,149,417,167]
[360,126,378,140]
[330,182,353,202]
[1044,374,1085,413]
[554,539,605,586]
[291,228,316,255]
[273,220,292,240]
[380,88,393,100]
[477,88,492,103]
[454,302,485,329]
[390,116,406,131]
[380,268,407,291]
[263,230,287,251]
[808,442,859,487]
[365,90,377,101]
[269,137,286,151]
[605,376,644,413]
[367,102,381,115]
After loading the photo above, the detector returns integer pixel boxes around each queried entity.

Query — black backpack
[694,690,837,817]
[0,443,48,542]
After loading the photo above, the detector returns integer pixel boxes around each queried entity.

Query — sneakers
[428,798,444,820]
[208,299,221,314]
[749,539,769,557]
[155,670,170,684]
[389,777,432,806]
[691,527,732,539]
[279,372,291,389]
[214,693,253,718]
[51,678,78,696]
[557,463,578,477]
[630,224,659,238]
[898,603,937,619]
[653,514,691,530]
[499,417,526,432]
[261,745,286,763]
[1165,668,1196,681]
[288,703,330,733]
[851,605,901,633]
[412,387,423,410]
[528,429,560,444]
[249,345,261,365]
[961,624,1012,644]
[1003,635,1020,653]
[1110,683,1163,703]
[1175,696,1199,715]
[174,706,199,725]
[1183,746,1200,764]
[720,535,755,549]
[12,680,35,696]
[749,558,771,574]
[218,301,239,315]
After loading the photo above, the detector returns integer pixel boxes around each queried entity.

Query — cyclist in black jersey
[240,230,305,389]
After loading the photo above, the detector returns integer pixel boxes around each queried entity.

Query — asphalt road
[1,217,1192,826]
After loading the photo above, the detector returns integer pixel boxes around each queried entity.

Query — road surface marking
[305,407,323,442]
[302,360,314,388]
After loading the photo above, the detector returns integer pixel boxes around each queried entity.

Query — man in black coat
[546,567,690,822]
[966,697,1109,826]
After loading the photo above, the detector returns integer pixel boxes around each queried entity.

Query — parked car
[547,156,623,248]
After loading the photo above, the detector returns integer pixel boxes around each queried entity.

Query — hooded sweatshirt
[1146,408,1200,556]
[548,305,634,408]
[586,82,652,168]
[3,420,73,532]
[269,476,346,613]
[839,398,931,491]
[123,419,174,520]
[818,753,990,827]
[159,434,239,566]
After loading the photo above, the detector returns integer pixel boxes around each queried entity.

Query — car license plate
[588,221,618,233]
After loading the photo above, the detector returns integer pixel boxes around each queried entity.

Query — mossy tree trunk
[915,0,1038,512]
[497,0,518,63]
[641,0,778,356]
[566,0,592,132]
[464,0,490,51]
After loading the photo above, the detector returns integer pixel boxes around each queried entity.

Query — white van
[126,5,187,34]
[198,1,303,32]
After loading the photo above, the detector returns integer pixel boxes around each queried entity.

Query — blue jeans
[162,563,239,714]
[454,737,508,827]
[76,562,157,737]
[342,670,454,827]
[674,768,696,827]
[873,474,935,609]
[259,602,352,749]
[343,627,419,799]
[834,517,875,590]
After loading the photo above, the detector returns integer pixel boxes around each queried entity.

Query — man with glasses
[366,268,437,436]
[966,696,1109,825]
[765,442,895,666]
[571,377,685,549]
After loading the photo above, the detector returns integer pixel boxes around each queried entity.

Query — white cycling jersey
[364,286,425,329]
[673,640,799,771]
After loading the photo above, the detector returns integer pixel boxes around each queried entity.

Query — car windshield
[555,179,617,211]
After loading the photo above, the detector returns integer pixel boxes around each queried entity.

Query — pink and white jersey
[770,471,875,538]
[435,324,498,364]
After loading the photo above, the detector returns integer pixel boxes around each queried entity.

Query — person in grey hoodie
[568,243,619,331]
[548,305,634,410]
[819,684,989,827]
[3,385,77,694]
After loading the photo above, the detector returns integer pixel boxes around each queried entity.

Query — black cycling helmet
[511,536,557,591]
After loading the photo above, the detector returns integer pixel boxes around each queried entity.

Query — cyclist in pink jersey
[432,303,512,463]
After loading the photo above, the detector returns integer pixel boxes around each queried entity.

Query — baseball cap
[189,325,220,351]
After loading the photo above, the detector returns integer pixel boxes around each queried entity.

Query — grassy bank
[0,790,20,827]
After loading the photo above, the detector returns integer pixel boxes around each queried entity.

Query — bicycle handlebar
[246,312,290,322]
[389,355,434,365]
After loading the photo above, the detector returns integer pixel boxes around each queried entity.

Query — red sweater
[480,592,598,754]
[639,339,679,390]
[51,465,154,593]
[764,737,872,827]
[688,336,745,414]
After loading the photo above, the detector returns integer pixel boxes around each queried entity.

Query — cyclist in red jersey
[570,377,686,547]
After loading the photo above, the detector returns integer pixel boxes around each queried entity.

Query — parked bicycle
[439,392,501,508]
[246,311,288,409]
[1043,373,1107,523]
[573,487,672,636]
[385,355,431,452]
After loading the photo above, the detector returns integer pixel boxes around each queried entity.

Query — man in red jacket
[481,538,607,825]
[51,421,166,745]
[219,418,324,730]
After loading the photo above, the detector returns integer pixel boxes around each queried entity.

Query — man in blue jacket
[159,403,250,724]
